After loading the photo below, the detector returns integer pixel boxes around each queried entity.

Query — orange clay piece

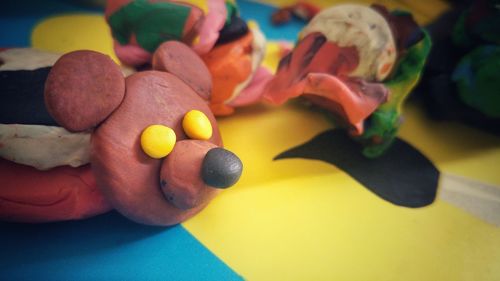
[201,32,254,116]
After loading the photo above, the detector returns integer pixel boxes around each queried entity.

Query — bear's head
[44,41,242,226]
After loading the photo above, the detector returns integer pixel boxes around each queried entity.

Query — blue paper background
[0,212,242,280]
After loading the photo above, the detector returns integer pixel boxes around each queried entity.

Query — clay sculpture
[0,43,243,226]
[105,0,270,116]
[263,4,431,157]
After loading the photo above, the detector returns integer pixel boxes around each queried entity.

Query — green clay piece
[358,29,432,158]
[453,3,500,47]
[453,45,500,118]
[108,0,190,52]
[224,1,238,26]
[452,13,471,48]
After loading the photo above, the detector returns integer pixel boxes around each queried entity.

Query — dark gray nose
[201,148,243,188]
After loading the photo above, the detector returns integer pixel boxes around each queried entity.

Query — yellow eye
[141,125,176,159]
[182,110,212,140]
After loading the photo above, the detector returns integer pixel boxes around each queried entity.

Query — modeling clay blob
[300,4,397,81]
[183,110,213,140]
[141,125,177,159]
[264,4,431,157]
[106,0,271,116]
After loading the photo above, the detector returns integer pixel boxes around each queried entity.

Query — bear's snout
[160,140,242,210]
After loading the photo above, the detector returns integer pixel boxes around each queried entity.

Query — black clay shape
[0,67,58,125]
[275,129,439,208]
[202,148,243,189]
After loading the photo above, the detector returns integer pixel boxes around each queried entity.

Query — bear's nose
[201,148,243,188]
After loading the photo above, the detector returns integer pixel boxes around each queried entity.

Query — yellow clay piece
[140,125,176,159]
[183,110,213,140]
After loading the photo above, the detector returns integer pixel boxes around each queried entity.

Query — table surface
[1,1,499,280]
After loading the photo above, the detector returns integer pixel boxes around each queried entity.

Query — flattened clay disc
[44,50,125,132]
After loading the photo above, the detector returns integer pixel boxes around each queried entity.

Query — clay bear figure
[43,41,243,226]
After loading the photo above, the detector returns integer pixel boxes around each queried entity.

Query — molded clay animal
[0,43,242,226]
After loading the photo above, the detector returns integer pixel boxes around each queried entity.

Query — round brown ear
[44,50,125,132]
[152,41,211,100]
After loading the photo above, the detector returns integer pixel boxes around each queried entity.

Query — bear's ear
[152,41,211,101]
[44,50,125,132]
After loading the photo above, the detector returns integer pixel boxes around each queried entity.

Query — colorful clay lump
[418,0,500,135]
[106,0,271,116]
[263,4,432,157]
